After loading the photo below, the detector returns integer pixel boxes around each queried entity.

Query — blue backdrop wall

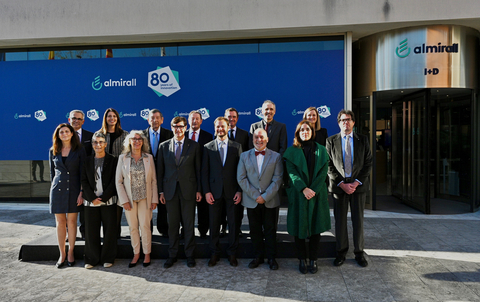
[1,50,344,160]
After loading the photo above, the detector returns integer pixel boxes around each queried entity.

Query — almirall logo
[396,38,411,58]
[92,76,102,90]
[35,110,47,122]
[148,66,181,97]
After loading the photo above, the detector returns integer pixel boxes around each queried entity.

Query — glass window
[178,43,258,56]
[259,40,344,53]
[5,52,28,61]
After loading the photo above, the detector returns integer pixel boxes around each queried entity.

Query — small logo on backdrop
[14,113,31,119]
[92,76,103,90]
[317,106,331,118]
[87,109,100,121]
[148,66,180,97]
[396,38,411,58]
[35,110,47,122]
[140,109,150,120]
[291,109,305,116]
[197,108,210,120]
[255,107,264,119]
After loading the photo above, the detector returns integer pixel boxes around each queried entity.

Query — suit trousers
[78,204,85,234]
[116,205,123,237]
[84,205,117,265]
[165,183,196,258]
[156,203,169,235]
[247,204,279,260]
[196,198,209,236]
[294,234,320,261]
[209,196,239,256]
[124,199,152,255]
[333,192,366,257]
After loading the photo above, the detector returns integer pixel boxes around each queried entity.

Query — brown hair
[99,108,123,135]
[293,120,315,148]
[171,116,187,126]
[51,123,81,155]
[337,109,355,123]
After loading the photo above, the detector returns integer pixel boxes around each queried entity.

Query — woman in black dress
[303,107,328,146]
[49,123,86,268]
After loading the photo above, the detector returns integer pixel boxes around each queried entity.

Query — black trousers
[78,205,85,234]
[84,205,117,265]
[221,202,244,235]
[116,205,123,237]
[165,184,196,258]
[333,191,366,258]
[294,234,321,260]
[156,202,169,235]
[247,204,279,259]
[196,197,209,236]
[209,196,239,256]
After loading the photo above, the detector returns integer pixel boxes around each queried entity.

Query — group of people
[49,100,372,274]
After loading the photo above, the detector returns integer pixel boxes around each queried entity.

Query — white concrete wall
[1,0,480,48]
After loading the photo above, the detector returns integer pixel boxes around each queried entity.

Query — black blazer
[232,127,250,152]
[314,128,328,147]
[201,139,242,200]
[81,129,94,156]
[326,132,373,195]
[156,138,202,201]
[249,119,288,156]
[186,129,213,151]
[81,153,118,204]
[143,127,174,161]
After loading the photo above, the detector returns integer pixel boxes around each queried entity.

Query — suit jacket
[231,127,250,152]
[80,129,94,156]
[237,148,283,209]
[326,132,373,195]
[81,153,118,204]
[186,129,213,151]
[156,137,202,201]
[143,127,174,162]
[249,119,288,156]
[115,152,158,209]
[202,139,242,200]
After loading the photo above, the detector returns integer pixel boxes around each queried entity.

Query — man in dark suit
[69,109,94,239]
[237,128,283,270]
[223,107,249,237]
[249,100,288,157]
[186,110,213,238]
[326,109,372,268]
[143,109,174,237]
[202,117,243,267]
[157,116,202,269]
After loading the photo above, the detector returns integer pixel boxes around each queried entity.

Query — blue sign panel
[0,50,344,160]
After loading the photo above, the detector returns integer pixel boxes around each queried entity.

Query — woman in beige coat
[116,130,158,267]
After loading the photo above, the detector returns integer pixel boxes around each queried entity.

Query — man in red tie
[237,128,283,270]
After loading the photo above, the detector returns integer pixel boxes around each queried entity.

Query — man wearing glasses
[156,116,202,269]
[68,109,94,240]
[326,109,372,268]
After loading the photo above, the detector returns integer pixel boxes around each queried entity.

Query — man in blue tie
[143,109,173,237]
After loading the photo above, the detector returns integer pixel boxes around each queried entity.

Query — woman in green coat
[283,120,331,274]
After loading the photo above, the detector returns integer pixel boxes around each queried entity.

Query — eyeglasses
[71,117,83,121]
[92,141,105,145]
[171,125,186,129]
[131,138,143,142]
[339,118,352,123]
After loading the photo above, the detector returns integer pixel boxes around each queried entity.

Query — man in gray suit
[249,100,288,156]
[326,109,372,268]
[237,128,283,270]
[157,116,202,269]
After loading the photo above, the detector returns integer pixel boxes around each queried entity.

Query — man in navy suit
[157,116,202,269]
[143,109,173,237]
[68,109,94,239]
[186,110,213,238]
[202,117,243,267]
[237,128,283,270]
[326,109,372,268]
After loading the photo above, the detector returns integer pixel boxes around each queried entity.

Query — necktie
[77,131,81,141]
[228,129,234,140]
[255,151,265,156]
[219,141,225,166]
[344,135,352,176]
[191,131,196,141]
[265,123,269,132]
[153,131,158,157]
[175,142,182,164]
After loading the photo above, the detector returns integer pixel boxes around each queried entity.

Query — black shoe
[143,261,151,267]
[55,260,66,269]
[208,255,220,267]
[309,260,318,274]
[228,255,238,267]
[333,256,345,267]
[268,258,279,270]
[67,260,76,267]
[128,261,137,268]
[299,259,307,274]
[163,257,177,268]
[187,257,196,268]
[248,258,264,269]
[355,256,368,267]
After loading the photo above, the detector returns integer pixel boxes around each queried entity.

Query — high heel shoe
[55,260,66,269]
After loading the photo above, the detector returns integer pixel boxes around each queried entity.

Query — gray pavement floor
[1,203,479,302]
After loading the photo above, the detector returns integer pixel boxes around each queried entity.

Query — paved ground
[1,203,479,302]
